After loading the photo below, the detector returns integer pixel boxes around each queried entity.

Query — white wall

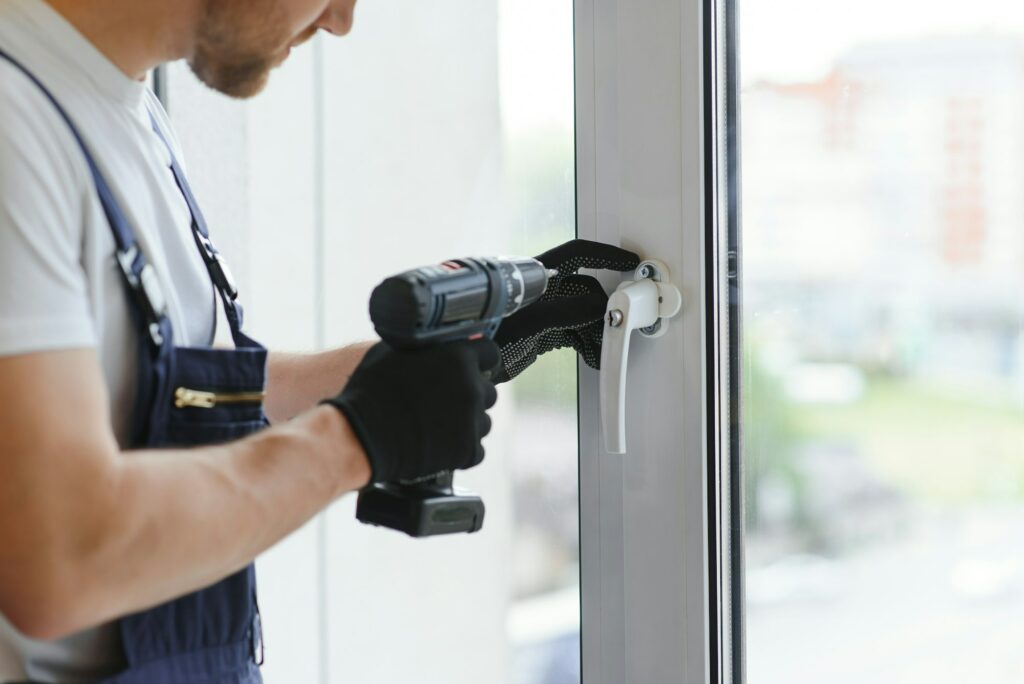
[167,3,518,682]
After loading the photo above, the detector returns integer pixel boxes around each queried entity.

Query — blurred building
[743,35,1024,389]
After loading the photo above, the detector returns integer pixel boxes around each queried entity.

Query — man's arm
[264,342,373,423]
[0,348,370,641]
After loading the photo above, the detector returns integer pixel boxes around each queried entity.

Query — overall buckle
[117,246,168,346]
[209,254,239,301]
[196,234,239,300]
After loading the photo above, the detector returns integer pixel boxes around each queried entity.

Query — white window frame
[575,0,737,681]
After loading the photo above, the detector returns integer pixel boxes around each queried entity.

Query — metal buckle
[139,263,167,319]
[251,608,264,666]
[117,246,168,346]
[209,254,239,301]
[147,321,165,347]
[196,234,239,301]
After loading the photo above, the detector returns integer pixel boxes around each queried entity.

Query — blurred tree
[742,343,805,535]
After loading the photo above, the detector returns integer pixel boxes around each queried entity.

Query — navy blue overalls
[0,50,267,683]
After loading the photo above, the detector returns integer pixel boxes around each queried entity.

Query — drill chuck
[370,256,551,349]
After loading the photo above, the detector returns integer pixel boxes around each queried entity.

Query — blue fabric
[148,112,250,348]
[0,49,268,683]
[151,346,269,448]
[103,643,261,684]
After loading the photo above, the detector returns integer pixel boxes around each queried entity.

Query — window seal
[704,0,742,680]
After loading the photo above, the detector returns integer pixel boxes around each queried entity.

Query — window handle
[600,259,683,454]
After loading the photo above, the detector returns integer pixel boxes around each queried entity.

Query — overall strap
[0,47,172,350]
[146,114,252,348]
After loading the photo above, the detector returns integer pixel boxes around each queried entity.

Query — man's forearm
[9,406,368,640]
[264,342,374,423]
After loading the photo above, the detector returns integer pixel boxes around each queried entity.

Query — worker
[0,0,639,682]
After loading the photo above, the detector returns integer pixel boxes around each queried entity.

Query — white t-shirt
[0,0,218,680]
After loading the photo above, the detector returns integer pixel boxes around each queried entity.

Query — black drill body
[358,256,551,537]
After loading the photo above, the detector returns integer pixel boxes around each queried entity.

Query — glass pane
[740,4,1024,682]
[245,2,578,682]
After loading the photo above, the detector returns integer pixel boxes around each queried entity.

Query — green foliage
[501,125,578,412]
[503,125,577,257]
[794,377,1024,503]
[510,346,577,412]
[742,346,806,533]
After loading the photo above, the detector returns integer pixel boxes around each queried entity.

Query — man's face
[190,0,357,99]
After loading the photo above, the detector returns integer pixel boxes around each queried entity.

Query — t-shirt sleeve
[0,72,97,357]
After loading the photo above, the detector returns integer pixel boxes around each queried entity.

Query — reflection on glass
[500,2,579,683]
[742,4,1024,682]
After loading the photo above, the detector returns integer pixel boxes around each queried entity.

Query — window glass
[244,2,578,682]
[741,3,1024,681]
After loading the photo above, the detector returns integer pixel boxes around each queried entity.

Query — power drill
[358,256,554,537]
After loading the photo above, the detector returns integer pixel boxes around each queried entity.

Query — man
[0,0,638,681]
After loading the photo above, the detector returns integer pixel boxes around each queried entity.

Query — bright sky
[498,0,574,133]
[742,0,1024,84]
[496,1,1024,130]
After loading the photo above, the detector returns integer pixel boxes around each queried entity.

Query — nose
[316,1,357,36]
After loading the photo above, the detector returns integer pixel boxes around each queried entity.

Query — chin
[188,58,274,100]
[221,72,273,100]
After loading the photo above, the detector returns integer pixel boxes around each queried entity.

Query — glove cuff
[320,396,390,484]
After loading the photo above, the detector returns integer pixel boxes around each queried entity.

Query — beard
[189,1,297,99]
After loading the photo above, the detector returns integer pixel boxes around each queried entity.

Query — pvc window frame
[574,0,739,681]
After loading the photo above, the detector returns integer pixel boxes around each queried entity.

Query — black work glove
[493,239,640,383]
[322,340,499,484]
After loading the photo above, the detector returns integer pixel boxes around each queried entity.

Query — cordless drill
[358,256,554,537]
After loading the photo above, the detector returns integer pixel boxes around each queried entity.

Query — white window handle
[599,259,683,454]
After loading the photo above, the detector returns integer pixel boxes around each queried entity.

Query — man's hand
[493,239,640,383]
[322,340,499,483]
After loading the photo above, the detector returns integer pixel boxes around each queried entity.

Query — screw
[607,309,624,327]
[641,320,661,336]
[638,265,653,279]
